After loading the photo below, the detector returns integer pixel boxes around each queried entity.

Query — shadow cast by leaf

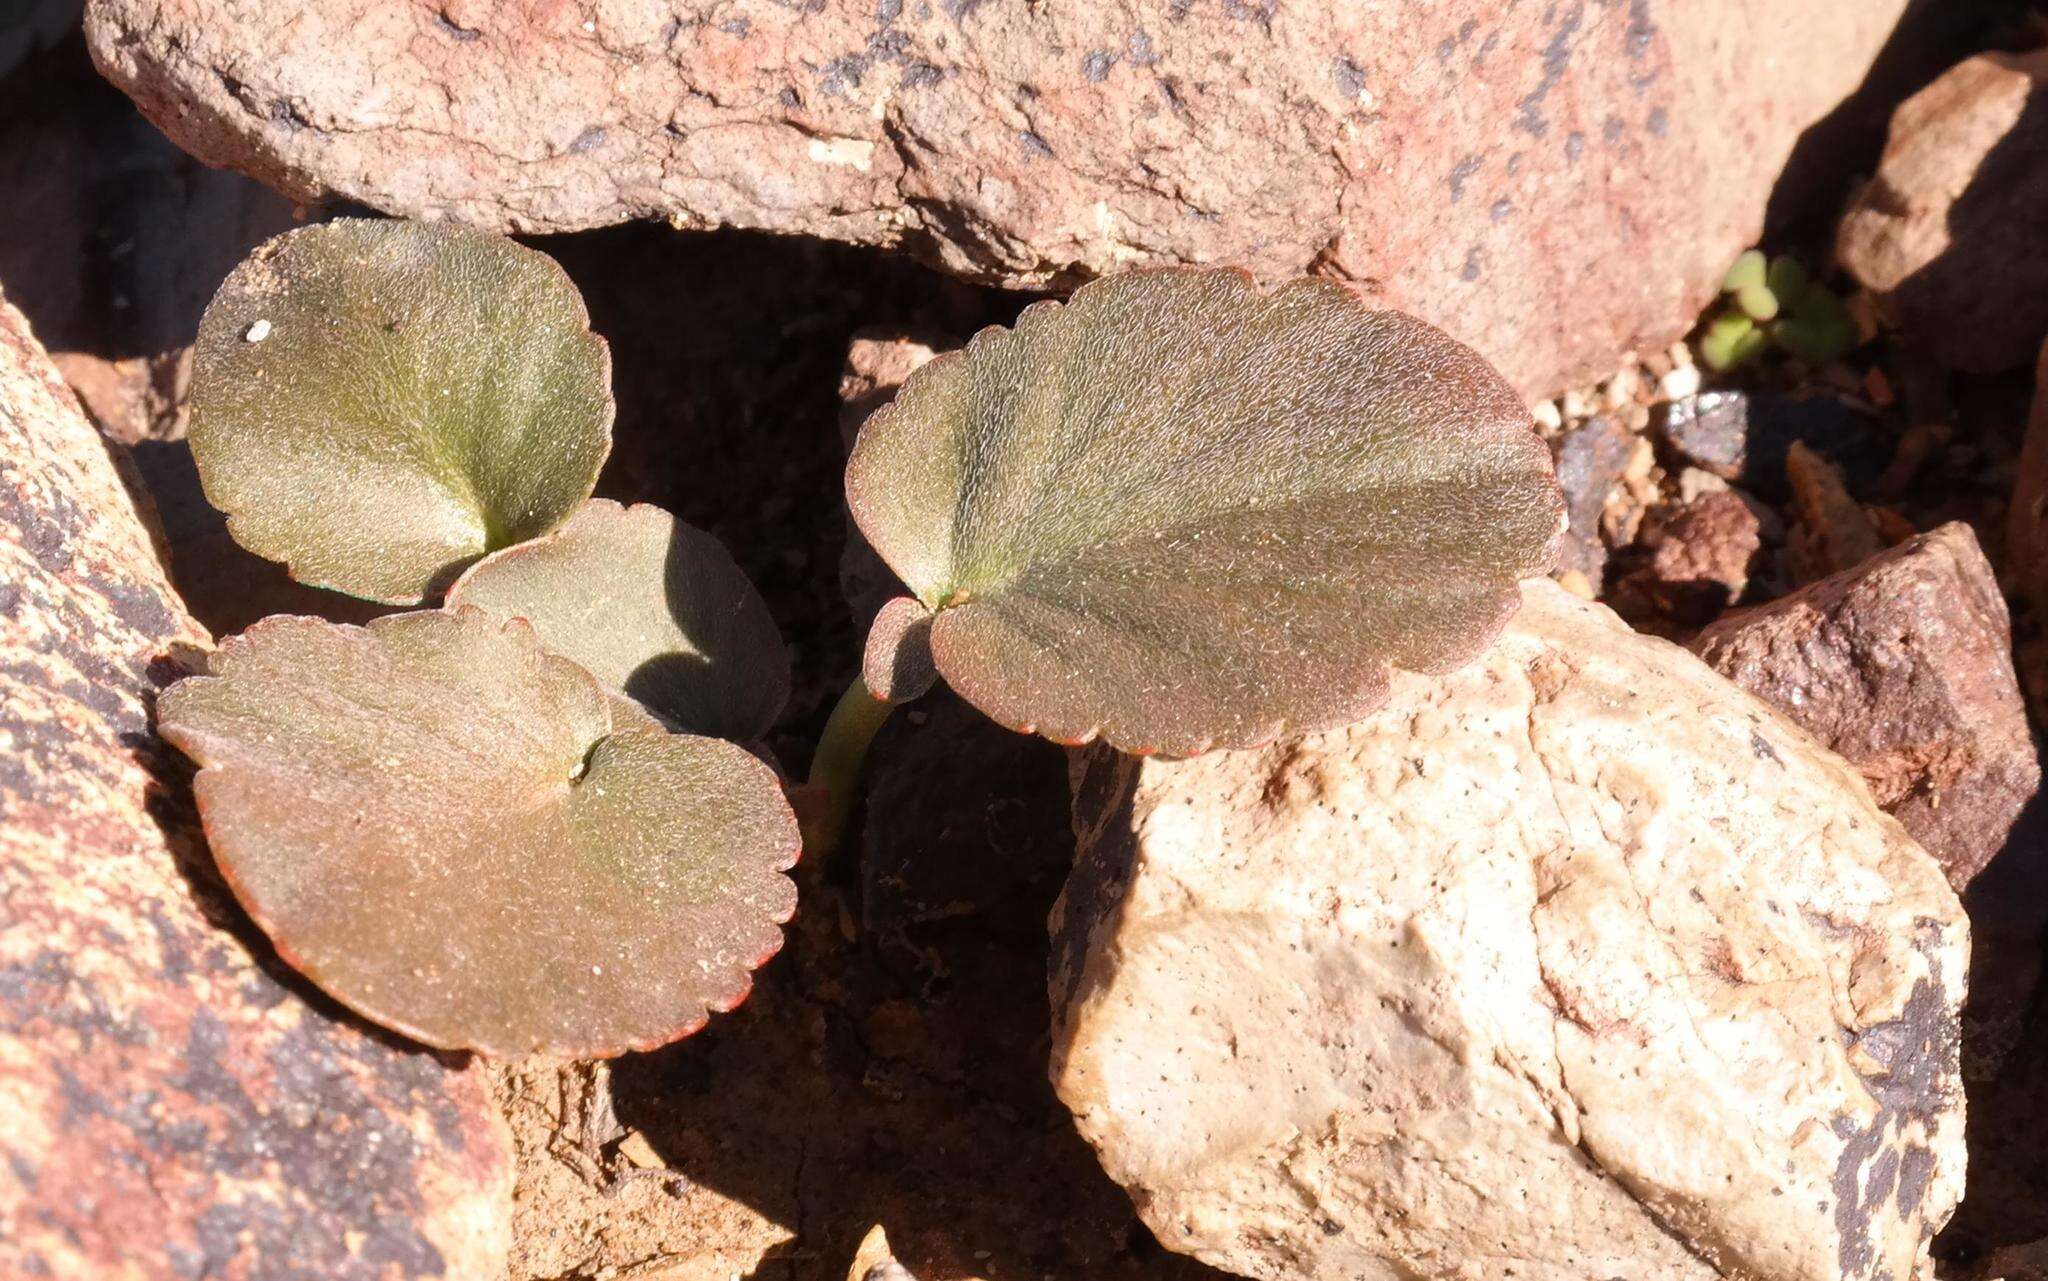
[598,737,1225,1281]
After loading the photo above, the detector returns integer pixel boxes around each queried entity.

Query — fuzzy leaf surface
[448,500,789,740]
[845,269,1563,754]
[157,609,798,1058]
[189,218,612,603]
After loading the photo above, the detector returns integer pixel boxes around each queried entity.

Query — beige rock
[1052,581,1966,1281]
[85,0,1911,397]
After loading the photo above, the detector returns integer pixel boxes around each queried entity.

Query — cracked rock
[1051,580,1965,1281]
[0,291,514,1280]
[84,0,1911,397]
[1694,522,2039,891]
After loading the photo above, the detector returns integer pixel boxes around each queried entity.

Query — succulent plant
[1698,249,1861,372]
[163,219,1564,1056]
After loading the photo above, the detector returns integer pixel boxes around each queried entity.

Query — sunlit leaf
[447,499,789,740]
[157,609,798,1058]
[845,269,1564,755]
[188,218,613,604]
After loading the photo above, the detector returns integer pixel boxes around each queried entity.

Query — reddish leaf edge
[160,608,800,1060]
[844,266,1567,759]
[191,221,617,607]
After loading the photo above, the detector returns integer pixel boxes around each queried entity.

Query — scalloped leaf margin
[157,608,797,1058]
[845,268,1564,755]
[188,218,614,604]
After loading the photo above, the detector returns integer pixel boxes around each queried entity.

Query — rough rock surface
[86,0,1910,396]
[1693,522,2038,891]
[1837,49,2048,373]
[0,292,514,1279]
[1051,580,1966,1281]
[1550,413,1633,584]
[1618,486,1762,626]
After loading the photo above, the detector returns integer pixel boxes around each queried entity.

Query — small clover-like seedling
[168,221,1566,1053]
[169,218,799,1057]
[189,218,613,603]
[844,269,1563,752]
[158,610,797,1057]
[802,269,1564,851]
[1699,250,1860,372]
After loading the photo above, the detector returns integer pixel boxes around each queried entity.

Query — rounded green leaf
[1734,280,1781,323]
[157,609,798,1058]
[1722,249,1768,295]
[1765,256,1811,310]
[844,269,1564,755]
[1701,309,1766,371]
[446,499,790,740]
[189,218,614,604]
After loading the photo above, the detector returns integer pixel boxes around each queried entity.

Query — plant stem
[802,675,896,859]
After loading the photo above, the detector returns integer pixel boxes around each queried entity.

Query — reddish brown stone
[1619,488,1763,626]
[1692,522,2039,889]
[1837,49,2048,373]
[84,0,1914,397]
[0,293,513,1280]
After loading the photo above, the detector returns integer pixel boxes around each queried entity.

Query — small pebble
[1660,364,1701,400]
[1601,365,1639,410]
[1622,437,1655,484]
[1531,400,1563,431]
[244,319,272,343]
[1667,339,1694,370]
[1562,388,1592,420]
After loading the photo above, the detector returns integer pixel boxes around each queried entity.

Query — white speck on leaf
[245,319,272,343]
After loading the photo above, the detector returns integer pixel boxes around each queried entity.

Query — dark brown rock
[860,688,1073,935]
[0,292,513,1280]
[0,0,75,79]
[1978,1238,2048,1281]
[84,0,1915,397]
[1693,522,2039,889]
[1549,413,1632,583]
[1653,390,1885,501]
[2006,337,2048,606]
[1619,487,1762,626]
[1838,49,2048,373]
